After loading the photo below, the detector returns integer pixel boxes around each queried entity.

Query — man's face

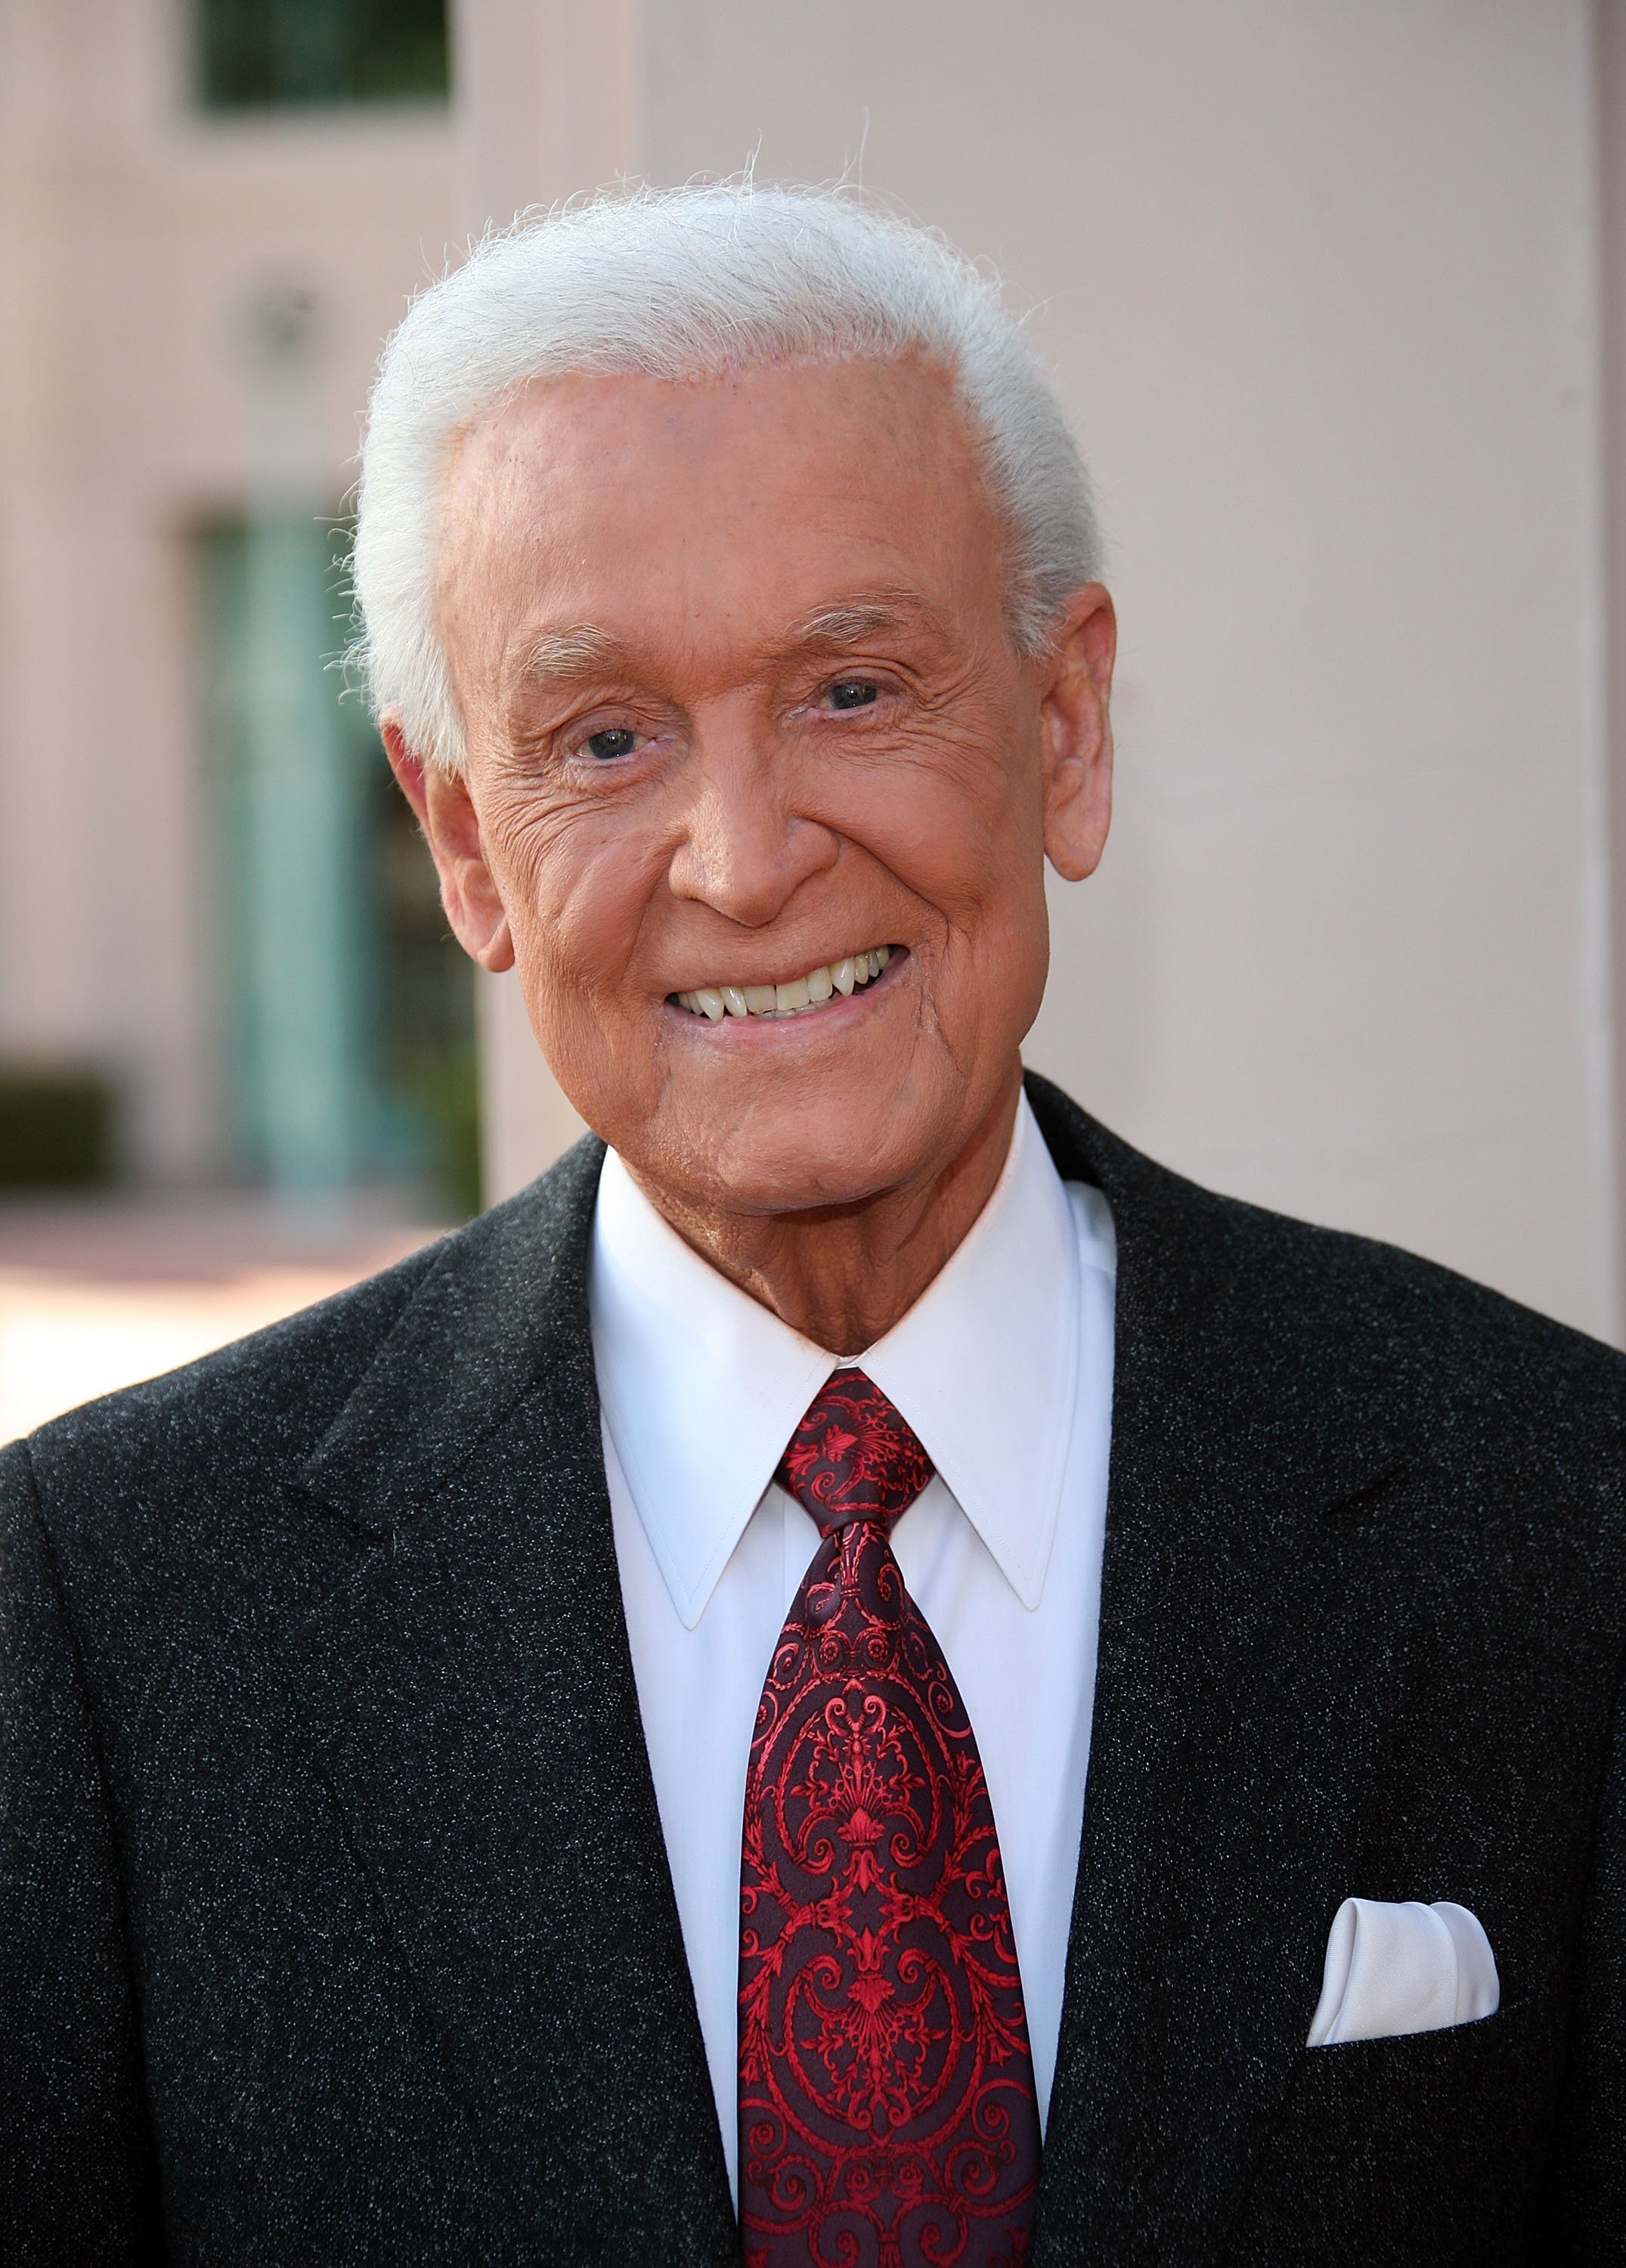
[420,355,1113,1219]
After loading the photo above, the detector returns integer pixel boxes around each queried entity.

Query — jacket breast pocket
[1219,1997,1557,2268]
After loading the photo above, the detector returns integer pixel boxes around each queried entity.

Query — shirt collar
[589,1094,1088,1626]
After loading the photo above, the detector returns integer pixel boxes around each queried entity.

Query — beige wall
[5,1,1618,1343]
[1600,0,1626,1331]
[0,0,458,1181]
[466,0,1624,1344]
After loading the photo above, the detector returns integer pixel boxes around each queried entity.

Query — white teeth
[674,946,896,1021]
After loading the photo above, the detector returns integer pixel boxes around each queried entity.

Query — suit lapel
[1024,1076,1420,2265]
[274,1074,1422,2260]
[288,1140,738,2260]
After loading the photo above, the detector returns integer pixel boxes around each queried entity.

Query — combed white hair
[352,181,1101,773]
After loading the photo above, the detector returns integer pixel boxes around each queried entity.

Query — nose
[665,702,838,927]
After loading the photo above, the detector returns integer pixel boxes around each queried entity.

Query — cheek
[887,761,1049,1030]
[483,789,668,998]
[851,736,1040,935]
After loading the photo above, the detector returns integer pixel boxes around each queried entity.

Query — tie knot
[776,1367,934,1535]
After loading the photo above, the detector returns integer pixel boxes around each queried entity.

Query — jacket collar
[296,1074,1412,2262]
[300,1077,1398,1548]
[299,1135,607,1537]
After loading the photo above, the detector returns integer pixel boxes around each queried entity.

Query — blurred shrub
[0,1070,117,1191]
[410,1049,482,1222]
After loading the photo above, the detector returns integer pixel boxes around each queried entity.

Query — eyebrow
[508,588,955,704]
[776,590,954,655]
[513,624,630,689]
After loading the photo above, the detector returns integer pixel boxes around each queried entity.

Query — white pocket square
[1306,1897,1500,2047]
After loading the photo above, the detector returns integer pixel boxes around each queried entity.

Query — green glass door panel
[198,518,479,1213]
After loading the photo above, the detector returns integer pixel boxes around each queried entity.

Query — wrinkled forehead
[432,356,1011,698]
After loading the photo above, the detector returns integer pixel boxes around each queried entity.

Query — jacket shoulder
[20,1135,606,1499]
[20,1232,449,1490]
[1206,1174,1624,1430]
[7,1140,607,1709]
[1025,1068,1626,1465]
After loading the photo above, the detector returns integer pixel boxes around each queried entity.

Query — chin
[667,1095,930,1217]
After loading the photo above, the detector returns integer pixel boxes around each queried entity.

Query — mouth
[671,944,897,1022]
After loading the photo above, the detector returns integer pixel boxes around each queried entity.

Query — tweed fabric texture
[0,1076,1621,2264]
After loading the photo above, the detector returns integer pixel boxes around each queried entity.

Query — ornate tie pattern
[738,1369,1040,2268]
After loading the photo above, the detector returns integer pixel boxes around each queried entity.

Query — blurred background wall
[0,0,473,1219]
[469,0,1626,1346]
[2,0,1625,1414]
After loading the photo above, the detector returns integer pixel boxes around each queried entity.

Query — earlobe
[381,712,516,973]
[1043,720,1113,884]
[1039,585,1117,884]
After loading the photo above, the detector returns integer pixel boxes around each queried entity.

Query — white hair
[352,181,1101,773]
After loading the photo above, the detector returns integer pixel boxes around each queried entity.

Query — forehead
[435,356,1007,684]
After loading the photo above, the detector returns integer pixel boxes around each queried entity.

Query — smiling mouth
[671,944,896,1021]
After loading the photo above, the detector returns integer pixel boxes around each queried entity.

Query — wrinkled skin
[386,354,1115,1352]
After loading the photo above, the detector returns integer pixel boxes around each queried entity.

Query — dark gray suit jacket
[2,1076,1623,2263]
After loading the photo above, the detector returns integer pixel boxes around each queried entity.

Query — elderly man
[2,185,1622,2266]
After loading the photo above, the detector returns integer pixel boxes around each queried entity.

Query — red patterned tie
[738,1368,1040,2267]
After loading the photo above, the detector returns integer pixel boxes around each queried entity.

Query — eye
[582,726,641,761]
[826,678,881,712]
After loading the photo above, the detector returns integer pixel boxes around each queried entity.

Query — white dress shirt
[589,1094,1116,2196]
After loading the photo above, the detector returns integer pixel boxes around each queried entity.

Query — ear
[382,713,515,973]
[1037,584,1116,883]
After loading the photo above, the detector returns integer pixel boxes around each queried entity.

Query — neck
[630,1070,1023,1355]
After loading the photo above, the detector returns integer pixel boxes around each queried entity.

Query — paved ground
[0,1191,450,1448]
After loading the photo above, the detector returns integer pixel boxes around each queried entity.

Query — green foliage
[0,1070,116,1191]
[406,1049,482,1224]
